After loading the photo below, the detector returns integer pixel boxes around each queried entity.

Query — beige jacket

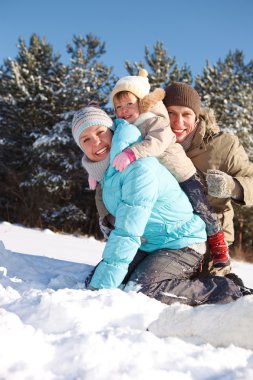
[187,108,253,244]
[131,101,196,182]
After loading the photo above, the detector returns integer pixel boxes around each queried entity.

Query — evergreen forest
[0,34,252,258]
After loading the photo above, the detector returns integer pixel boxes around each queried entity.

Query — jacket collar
[186,108,220,158]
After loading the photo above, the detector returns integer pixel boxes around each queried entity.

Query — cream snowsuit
[131,98,196,182]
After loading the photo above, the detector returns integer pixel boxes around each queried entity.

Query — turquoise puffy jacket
[89,119,206,289]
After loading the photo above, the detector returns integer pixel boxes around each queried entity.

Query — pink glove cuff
[123,148,136,163]
[88,176,97,190]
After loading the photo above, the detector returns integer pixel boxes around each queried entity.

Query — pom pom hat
[72,106,115,150]
[111,68,150,103]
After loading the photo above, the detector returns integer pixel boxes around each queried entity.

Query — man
[163,82,253,274]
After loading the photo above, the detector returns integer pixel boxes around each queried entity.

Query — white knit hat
[110,69,150,103]
[72,105,114,151]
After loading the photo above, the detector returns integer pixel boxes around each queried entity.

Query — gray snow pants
[123,248,242,306]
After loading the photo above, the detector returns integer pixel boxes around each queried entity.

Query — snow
[0,221,253,379]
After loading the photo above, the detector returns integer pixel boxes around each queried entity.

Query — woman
[71,105,244,305]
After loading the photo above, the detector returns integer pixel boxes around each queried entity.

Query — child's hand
[113,152,131,171]
[88,176,97,190]
[112,148,136,172]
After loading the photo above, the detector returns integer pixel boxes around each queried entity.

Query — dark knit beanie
[163,82,201,118]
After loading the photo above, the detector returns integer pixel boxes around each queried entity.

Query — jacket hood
[150,100,170,120]
[135,100,169,127]
[199,107,220,135]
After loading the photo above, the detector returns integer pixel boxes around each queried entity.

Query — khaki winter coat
[187,108,253,244]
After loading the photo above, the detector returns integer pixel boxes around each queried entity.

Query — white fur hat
[110,69,150,103]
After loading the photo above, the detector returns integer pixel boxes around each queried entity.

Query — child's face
[79,125,112,162]
[114,93,140,124]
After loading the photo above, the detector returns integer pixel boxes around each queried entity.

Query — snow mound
[148,296,253,349]
[1,223,253,379]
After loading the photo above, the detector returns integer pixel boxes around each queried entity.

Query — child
[107,69,230,274]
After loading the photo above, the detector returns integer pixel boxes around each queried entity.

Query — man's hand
[206,169,235,198]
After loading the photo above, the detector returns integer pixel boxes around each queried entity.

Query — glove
[88,176,97,190]
[112,148,136,172]
[206,169,235,198]
[208,231,231,276]
[99,214,115,240]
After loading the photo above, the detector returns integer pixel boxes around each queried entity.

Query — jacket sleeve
[95,184,109,219]
[221,134,253,206]
[130,114,176,159]
[89,161,159,289]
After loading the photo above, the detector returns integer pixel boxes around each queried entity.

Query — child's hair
[113,90,140,104]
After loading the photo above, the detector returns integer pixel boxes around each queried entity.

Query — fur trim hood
[199,107,220,136]
[135,88,169,127]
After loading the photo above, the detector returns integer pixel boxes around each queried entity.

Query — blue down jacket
[89,119,206,289]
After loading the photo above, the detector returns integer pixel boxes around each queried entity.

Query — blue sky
[1,0,252,80]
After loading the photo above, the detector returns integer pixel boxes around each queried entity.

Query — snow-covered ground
[0,221,253,380]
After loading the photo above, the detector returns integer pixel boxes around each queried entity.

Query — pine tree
[125,41,192,89]
[0,33,115,235]
[32,111,97,234]
[195,50,253,252]
[195,50,253,159]
[63,34,117,110]
[0,34,68,225]
[30,34,116,234]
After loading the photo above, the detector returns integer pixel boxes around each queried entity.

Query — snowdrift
[1,223,253,379]
[148,296,253,349]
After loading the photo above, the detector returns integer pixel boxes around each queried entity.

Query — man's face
[166,105,197,143]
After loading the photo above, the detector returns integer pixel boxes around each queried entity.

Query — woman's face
[79,125,112,162]
[166,106,197,143]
